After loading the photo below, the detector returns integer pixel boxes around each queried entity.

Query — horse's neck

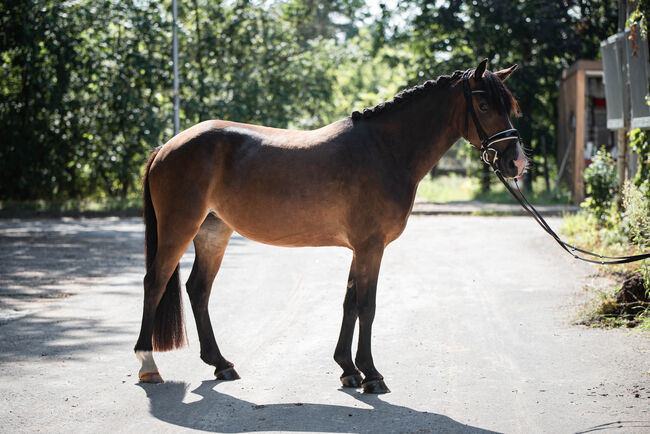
[367,85,463,183]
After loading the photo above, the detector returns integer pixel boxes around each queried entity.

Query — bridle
[461,69,650,265]
[461,69,520,167]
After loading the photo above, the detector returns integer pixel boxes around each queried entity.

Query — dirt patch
[580,272,649,328]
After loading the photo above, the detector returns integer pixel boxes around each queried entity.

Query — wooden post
[573,69,586,203]
[615,0,631,203]
[541,136,550,192]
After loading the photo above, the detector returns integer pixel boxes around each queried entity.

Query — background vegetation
[1,0,624,203]
[563,140,649,329]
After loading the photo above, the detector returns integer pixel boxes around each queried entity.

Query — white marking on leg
[136,350,159,375]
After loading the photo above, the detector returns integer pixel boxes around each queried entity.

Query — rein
[461,71,650,265]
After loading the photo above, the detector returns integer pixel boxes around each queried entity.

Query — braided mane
[350,68,519,120]
[350,70,464,121]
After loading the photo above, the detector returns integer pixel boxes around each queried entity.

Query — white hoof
[136,351,162,383]
[139,371,164,383]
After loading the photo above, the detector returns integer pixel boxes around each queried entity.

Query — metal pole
[172,0,180,135]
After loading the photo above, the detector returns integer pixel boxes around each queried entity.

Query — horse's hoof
[340,374,363,388]
[139,371,164,383]
[215,367,240,381]
[362,379,390,394]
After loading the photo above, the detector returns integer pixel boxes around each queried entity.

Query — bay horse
[134,59,527,393]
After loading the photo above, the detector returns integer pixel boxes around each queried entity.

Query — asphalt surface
[0,216,648,433]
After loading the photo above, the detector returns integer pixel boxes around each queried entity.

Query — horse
[134,59,527,394]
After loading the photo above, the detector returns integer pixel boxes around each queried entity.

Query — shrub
[582,147,617,219]
[621,182,650,304]
[621,181,650,249]
[629,128,650,199]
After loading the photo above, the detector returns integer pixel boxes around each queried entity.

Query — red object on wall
[592,97,606,108]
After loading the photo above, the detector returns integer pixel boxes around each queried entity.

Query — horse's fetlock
[333,351,348,366]
[200,351,219,366]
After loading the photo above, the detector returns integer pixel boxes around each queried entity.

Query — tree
[0,0,347,200]
[405,0,618,192]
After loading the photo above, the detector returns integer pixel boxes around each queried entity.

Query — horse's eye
[479,102,488,112]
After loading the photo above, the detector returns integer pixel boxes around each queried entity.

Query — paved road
[0,216,648,433]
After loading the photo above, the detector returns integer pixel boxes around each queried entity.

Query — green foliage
[319,28,411,124]
[0,0,357,200]
[563,181,650,329]
[622,182,650,250]
[179,0,344,129]
[621,182,650,304]
[629,128,650,197]
[582,148,617,219]
[627,0,649,38]
[1,0,175,199]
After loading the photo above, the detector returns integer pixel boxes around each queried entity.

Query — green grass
[562,211,637,272]
[416,173,572,205]
[415,174,478,202]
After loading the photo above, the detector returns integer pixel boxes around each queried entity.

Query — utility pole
[172,0,180,135]
[616,0,630,194]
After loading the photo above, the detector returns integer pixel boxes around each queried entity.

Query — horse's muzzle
[496,142,526,178]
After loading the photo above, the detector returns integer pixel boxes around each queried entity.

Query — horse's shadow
[137,380,497,433]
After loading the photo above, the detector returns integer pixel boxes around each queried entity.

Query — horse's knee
[357,303,376,322]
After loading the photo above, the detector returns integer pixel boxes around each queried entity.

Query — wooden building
[557,60,615,203]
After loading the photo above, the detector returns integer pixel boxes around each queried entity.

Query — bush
[621,182,650,307]
[621,181,650,249]
[564,180,650,329]
[629,128,650,199]
[582,147,617,219]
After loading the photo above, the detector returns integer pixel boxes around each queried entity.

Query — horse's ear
[495,64,518,81]
[473,58,488,80]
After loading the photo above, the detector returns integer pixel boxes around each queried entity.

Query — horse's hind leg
[134,213,203,383]
[186,213,238,380]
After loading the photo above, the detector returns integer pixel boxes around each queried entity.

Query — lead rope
[490,165,650,265]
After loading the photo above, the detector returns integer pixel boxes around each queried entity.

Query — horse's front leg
[353,240,389,394]
[334,260,363,388]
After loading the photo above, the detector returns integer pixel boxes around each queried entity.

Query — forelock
[481,70,519,116]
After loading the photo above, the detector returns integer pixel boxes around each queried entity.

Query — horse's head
[461,59,527,179]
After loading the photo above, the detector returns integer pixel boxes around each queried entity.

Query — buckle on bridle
[481,146,498,165]
[479,128,520,166]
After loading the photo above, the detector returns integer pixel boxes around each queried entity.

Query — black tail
[142,148,187,352]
